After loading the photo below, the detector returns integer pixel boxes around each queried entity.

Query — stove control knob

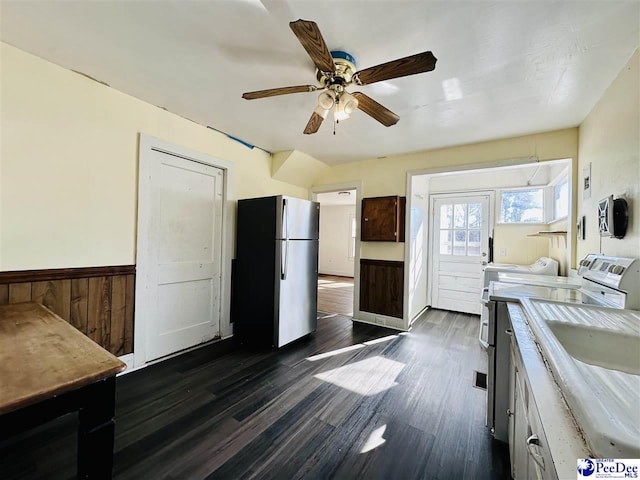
[611,265,625,275]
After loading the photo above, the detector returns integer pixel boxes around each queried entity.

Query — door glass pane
[454,204,466,228]
[440,204,453,229]
[468,203,481,228]
[439,230,452,255]
[453,230,466,255]
[468,230,481,256]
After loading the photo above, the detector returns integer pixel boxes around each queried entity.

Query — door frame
[310,181,362,319]
[134,134,234,368]
[405,156,539,329]
[426,191,494,308]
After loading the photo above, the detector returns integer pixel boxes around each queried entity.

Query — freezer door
[274,239,318,347]
[276,196,320,240]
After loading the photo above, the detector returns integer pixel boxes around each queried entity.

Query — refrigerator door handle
[281,199,289,279]
[282,240,289,280]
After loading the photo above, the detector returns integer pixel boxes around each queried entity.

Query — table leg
[77,376,117,479]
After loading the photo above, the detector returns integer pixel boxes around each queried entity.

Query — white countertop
[489,283,640,460]
[522,299,640,459]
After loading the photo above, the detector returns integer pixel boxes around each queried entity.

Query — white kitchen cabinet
[509,338,529,479]
[508,322,558,480]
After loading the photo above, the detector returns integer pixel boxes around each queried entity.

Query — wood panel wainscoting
[0,266,135,356]
[359,259,404,318]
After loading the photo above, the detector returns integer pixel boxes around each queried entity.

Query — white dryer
[478,257,559,348]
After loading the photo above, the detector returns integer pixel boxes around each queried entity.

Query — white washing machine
[478,257,559,348]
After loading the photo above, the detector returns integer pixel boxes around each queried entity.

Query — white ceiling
[1,1,638,165]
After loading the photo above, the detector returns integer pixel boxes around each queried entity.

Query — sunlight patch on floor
[318,282,353,289]
[306,334,400,362]
[363,335,398,346]
[306,344,365,362]
[314,356,405,396]
[361,424,387,453]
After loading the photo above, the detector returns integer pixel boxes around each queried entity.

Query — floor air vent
[473,371,487,390]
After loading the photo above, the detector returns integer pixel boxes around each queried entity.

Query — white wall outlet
[499,247,507,257]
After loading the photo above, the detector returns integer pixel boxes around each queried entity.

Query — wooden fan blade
[289,19,336,74]
[352,92,399,127]
[354,51,437,85]
[242,85,318,100]
[303,111,325,134]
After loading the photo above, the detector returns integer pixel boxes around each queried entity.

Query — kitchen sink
[545,320,640,375]
[524,299,640,458]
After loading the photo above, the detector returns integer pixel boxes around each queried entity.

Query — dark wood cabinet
[359,259,404,318]
[361,196,406,242]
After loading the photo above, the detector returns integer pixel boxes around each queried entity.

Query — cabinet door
[513,368,529,480]
[508,344,517,477]
[361,196,399,241]
[527,400,558,480]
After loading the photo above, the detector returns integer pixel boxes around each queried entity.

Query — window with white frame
[499,188,544,223]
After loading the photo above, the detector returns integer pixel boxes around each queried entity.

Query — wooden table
[0,302,126,479]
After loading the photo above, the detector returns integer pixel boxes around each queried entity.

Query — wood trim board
[0,266,135,356]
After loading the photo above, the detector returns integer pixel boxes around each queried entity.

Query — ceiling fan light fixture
[334,100,350,122]
[317,90,336,110]
[341,91,359,115]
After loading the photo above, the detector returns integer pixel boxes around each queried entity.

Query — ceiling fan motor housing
[316,50,357,87]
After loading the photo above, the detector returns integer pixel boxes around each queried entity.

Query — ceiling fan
[242,19,437,134]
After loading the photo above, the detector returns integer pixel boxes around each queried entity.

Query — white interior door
[430,194,490,314]
[145,149,223,361]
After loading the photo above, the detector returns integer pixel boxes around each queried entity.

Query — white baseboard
[409,305,430,325]
[352,312,407,331]
[119,335,234,376]
[117,353,137,376]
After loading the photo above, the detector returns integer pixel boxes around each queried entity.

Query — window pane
[440,204,453,229]
[501,189,543,223]
[439,230,452,255]
[454,204,466,228]
[453,230,466,255]
[468,203,481,228]
[554,179,568,219]
[468,230,481,256]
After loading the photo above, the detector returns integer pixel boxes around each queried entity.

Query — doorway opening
[315,190,357,316]
[406,158,572,325]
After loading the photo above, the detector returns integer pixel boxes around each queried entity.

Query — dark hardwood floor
[0,309,509,480]
[317,275,354,316]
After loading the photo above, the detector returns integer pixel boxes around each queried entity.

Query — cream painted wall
[0,43,307,270]
[318,205,355,277]
[493,225,550,266]
[314,128,579,262]
[577,49,639,260]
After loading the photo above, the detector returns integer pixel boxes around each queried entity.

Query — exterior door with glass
[430,193,491,314]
